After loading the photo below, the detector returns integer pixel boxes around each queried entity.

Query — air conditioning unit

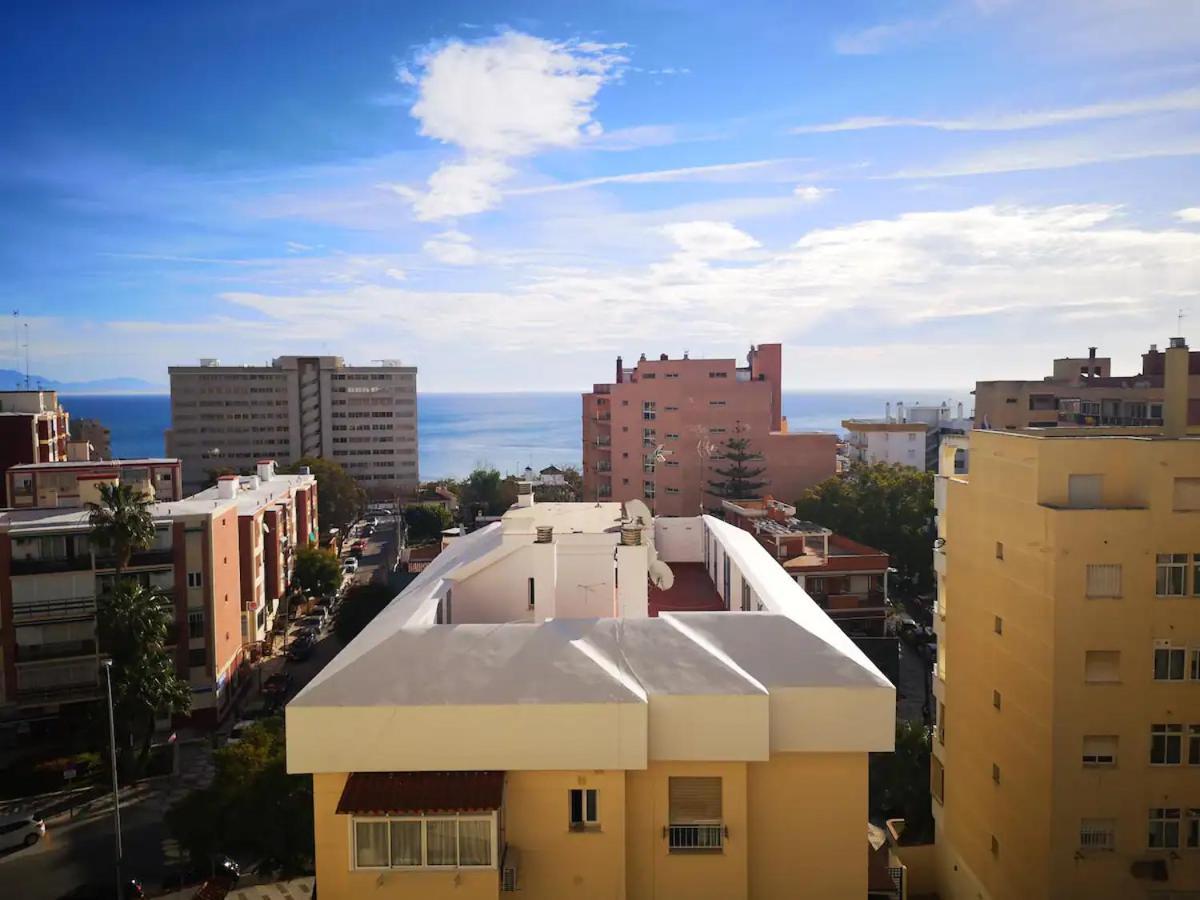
[500,844,520,892]
[1130,859,1169,881]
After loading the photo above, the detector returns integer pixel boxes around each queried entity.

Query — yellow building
[286,500,895,899]
[929,338,1200,899]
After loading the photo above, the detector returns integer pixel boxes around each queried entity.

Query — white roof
[0,496,237,533]
[188,472,313,516]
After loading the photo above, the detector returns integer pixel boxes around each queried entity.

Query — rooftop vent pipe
[535,526,554,544]
[620,523,642,546]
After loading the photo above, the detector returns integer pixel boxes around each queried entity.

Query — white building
[167,355,418,494]
[843,401,971,470]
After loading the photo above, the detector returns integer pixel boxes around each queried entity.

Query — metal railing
[667,823,724,851]
[12,595,96,624]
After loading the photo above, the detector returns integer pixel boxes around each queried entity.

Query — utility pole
[101,660,123,896]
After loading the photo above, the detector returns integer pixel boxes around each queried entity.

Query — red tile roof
[336,771,505,816]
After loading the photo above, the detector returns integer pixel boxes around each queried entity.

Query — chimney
[1164,337,1190,437]
[620,523,642,546]
[516,480,535,508]
[659,352,668,361]
[1087,346,1097,381]
[616,355,623,384]
[299,465,311,476]
[246,475,260,492]
[957,401,964,419]
[217,474,239,500]
[256,459,275,482]
[885,401,891,422]
[897,401,905,423]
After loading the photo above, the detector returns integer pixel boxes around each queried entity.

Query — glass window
[644,480,655,499]
[1149,808,1181,849]
[1189,725,1200,766]
[1156,554,1187,596]
[389,821,422,867]
[1085,564,1121,598]
[1187,809,1200,849]
[642,402,656,421]
[1082,734,1117,766]
[425,819,457,866]
[1191,648,1200,681]
[187,611,204,640]
[1154,646,1186,681]
[458,819,491,866]
[355,821,389,868]
[1151,724,1183,765]
[569,788,599,828]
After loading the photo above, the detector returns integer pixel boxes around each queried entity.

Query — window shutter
[1085,564,1121,598]
[1084,650,1121,682]
[668,777,722,823]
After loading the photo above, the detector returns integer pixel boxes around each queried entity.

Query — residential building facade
[843,401,971,471]
[926,338,1200,899]
[6,458,182,510]
[974,343,1200,431]
[286,490,895,899]
[166,355,418,495]
[0,390,71,505]
[69,417,112,460]
[581,345,837,516]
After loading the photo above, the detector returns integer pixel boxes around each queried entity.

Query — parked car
[299,615,325,634]
[287,636,315,662]
[343,557,359,572]
[57,879,144,899]
[261,672,293,697]
[225,719,258,746]
[160,856,240,893]
[0,813,44,851]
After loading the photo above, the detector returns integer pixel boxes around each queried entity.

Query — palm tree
[97,581,191,776]
[87,481,156,581]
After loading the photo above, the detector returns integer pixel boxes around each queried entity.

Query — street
[0,515,399,898]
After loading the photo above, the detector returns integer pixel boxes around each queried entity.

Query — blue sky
[3,0,1199,391]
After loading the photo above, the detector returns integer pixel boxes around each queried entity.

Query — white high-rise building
[166,355,418,494]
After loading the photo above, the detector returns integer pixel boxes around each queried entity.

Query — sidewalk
[157,876,314,900]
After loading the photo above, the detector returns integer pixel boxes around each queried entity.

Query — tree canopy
[86,481,156,578]
[458,466,517,519]
[280,457,365,536]
[333,582,403,644]
[293,545,342,598]
[869,720,933,842]
[404,503,453,544]
[97,582,191,777]
[793,462,935,591]
[707,423,768,501]
[166,718,313,875]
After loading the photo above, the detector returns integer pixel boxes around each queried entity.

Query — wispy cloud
[505,158,810,196]
[1177,207,1200,223]
[792,87,1200,134]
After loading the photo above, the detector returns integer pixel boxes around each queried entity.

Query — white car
[0,814,45,851]
[225,719,258,746]
[342,558,359,573]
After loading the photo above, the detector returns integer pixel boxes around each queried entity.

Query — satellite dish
[626,499,652,523]
[649,559,675,590]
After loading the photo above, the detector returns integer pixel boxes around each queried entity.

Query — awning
[336,771,505,816]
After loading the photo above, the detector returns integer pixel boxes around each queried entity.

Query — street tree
[97,582,191,777]
[404,503,453,544]
[333,581,410,645]
[793,462,935,591]
[869,720,933,841]
[459,466,517,520]
[86,482,156,580]
[293,545,342,598]
[280,457,365,536]
[707,423,768,500]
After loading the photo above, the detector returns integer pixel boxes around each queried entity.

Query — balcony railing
[15,640,97,663]
[594,438,611,449]
[667,823,724,852]
[594,413,612,423]
[12,595,96,624]
[1056,412,1163,427]
[11,556,92,576]
[595,462,612,473]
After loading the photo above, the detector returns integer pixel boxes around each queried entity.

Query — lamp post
[101,660,123,896]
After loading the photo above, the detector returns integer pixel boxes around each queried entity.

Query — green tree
[293,545,342,598]
[280,457,365,536]
[333,583,399,644]
[793,462,935,590]
[707,423,768,500]
[459,466,517,519]
[404,503,453,544]
[166,718,313,875]
[869,720,933,841]
[86,482,156,579]
[97,582,191,777]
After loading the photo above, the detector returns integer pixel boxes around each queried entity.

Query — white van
[0,813,45,851]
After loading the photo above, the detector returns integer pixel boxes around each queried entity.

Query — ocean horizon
[61,389,972,480]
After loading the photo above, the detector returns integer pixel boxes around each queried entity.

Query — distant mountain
[0,368,166,394]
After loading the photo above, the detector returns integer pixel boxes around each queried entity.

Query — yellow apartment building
[928,338,1200,899]
[286,496,896,898]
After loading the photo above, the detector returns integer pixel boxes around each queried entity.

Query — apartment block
[843,401,971,471]
[0,390,70,505]
[974,342,1200,431]
[0,481,245,743]
[69,417,112,460]
[286,488,895,899]
[926,338,1200,899]
[6,458,182,509]
[167,355,418,495]
[187,460,319,645]
[581,345,837,516]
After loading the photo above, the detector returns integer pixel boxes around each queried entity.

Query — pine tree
[707,422,768,499]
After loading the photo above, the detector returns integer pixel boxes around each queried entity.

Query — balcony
[667,824,724,852]
[12,595,96,624]
[1057,411,1162,427]
[96,547,174,570]
[15,640,97,663]
[11,556,92,576]
[15,659,102,703]
[593,413,612,423]
[595,462,612,473]
[594,438,611,450]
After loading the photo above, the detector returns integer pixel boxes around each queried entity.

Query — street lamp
[101,660,123,897]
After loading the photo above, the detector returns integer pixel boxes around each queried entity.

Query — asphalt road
[0,516,399,898]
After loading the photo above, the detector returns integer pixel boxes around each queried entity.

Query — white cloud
[792,87,1200,134]
[423,229,481,265]
[385,267,407,281]
[1176,207,1200,223]
[793,185,831,203]
[506,158,809,197]
[395,32,626,220]
[660,221,761,259]
[285,241,314,253]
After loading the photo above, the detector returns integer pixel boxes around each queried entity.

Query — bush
[404,503,453,544]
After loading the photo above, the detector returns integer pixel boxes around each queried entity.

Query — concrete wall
[654,517,703,563]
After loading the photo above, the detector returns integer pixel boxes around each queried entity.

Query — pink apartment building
[581,344,837,516]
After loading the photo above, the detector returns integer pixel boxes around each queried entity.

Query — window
[1192,648,1200,681]
[992,763,1000,784]
[643,427,656,444]
[709,400,726,407]
[741,580,751,612]
[188,647,206,667]
[568,788,598,830]
[643,455,656,474]
[994,616,1003,635]
[1156,554,1187,596]
[1067,474,1103,508]
[187,611,204,640]
[1084,650,1121,683]
[187,571,203,588]
[992,690,1002,709]
[1084,734,1118,768]
[1195,554,1200,596]
[1149,808,1181,849]
[527,577,535,611]
[1080,819,1116,851]
[643,401,656,421]
[1085,564,1122,598]
[1151,724,1183,765]
[668,777,722,851]
[930,755,945,804]
[353,816,495,869]
[1188,808,1200,849]
[937,702,946,744]
[990,835,999,857]
[1189,725,1200,766]
[644,481,655,499]
[1154,645,1186,681]
[1173,477,1200,511]
[995,542,1004,560]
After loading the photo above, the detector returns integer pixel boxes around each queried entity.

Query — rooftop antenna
[23,322,30,389]
[1178,308,1186,333]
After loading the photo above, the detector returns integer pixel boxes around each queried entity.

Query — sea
[60,390,971,481]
